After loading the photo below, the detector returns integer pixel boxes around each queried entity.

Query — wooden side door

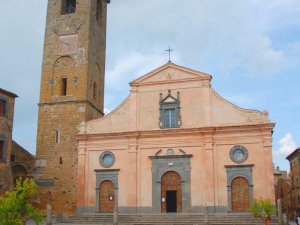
[231,177,250,212]
[99,180,114,212]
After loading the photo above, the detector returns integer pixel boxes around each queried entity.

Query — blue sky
[0,0,299,171]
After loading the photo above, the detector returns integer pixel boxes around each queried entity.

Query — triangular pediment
[163,96,177,103]
[130,62,212,86]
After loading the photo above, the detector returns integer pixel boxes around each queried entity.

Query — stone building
[11,140,35,184]
[0,88,17,195]
[0,88,35,194]
[35,0,110,214]
[77,62,275,214]
[286,148,300,210]
[274,166,292,219]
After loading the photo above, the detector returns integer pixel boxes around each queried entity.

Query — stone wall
[0,88,17,195]
[35,0,109,214]
[287,149,300,210]
[11,141,35,183]
[276,178,292,219]
[36,103,102,213]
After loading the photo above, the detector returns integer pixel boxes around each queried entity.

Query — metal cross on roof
[165,46,174,62]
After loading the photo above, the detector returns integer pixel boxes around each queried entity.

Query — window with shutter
[0,100,7,116]
[0,141,4,161]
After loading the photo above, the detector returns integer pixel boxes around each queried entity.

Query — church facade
[76,62,275,214]
[35,0,275,215]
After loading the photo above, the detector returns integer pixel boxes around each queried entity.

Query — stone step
[62,214,278,225]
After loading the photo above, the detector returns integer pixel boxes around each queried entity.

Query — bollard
[282,213,287,225]
[46,204,52,225]
[57,212,62,223]
[113,206,118,225]
[277,199,283,225]
[204,206,209,225]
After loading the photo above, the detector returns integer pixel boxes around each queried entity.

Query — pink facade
[77,62,275,214]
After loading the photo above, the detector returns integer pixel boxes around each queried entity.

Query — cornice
[77,122,275,141]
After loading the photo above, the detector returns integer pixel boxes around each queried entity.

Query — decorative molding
[77,123,275,140]
[39,100,104,115]
[179,149,186,155]
[155,149,162,156]
[229,145,248,164]
[158,90,182,129]
[149,154,193,160]
[225,164,254,212]
[150,155,191,212]
[167,148,174,156]
[99,151,115,168]
[247,110,270,122]
[94,170,119,213]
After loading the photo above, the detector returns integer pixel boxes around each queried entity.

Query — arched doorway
[161,171,182,212]
[11,164,27,185]
[99,180,114,212]
[231,176,250,212]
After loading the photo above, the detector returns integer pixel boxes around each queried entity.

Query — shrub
[250,198,276,225]
[0,178,43,225]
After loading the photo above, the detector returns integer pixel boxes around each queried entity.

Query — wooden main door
[161,171,182,212]
[231,177,250,212]
[99,180,114,212]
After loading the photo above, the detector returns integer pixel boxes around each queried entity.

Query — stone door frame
[225,165,254,212]
[150,155,192,213]
[95,169,119,213]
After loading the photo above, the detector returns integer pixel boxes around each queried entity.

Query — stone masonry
[35,0,109,214]
[11,140,36,183]
[0,88,18,195]
[286,148,300,211]
[274,166,292,219]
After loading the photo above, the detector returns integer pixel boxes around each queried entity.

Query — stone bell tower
[35,0,110,214]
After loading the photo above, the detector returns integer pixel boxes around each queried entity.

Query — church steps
[63,214,278,225]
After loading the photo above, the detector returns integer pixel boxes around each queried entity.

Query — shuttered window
[0,141,4,161]
[0,100,6,116]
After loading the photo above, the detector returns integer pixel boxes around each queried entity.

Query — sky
[0,0,300,171]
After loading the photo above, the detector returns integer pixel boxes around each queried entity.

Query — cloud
[288,42,300,53]
[106,0,299,77]
[274,133,297,158]
[0,0,46,155]
[240,36,286,76]
[1,0,300,155]
[104,108,111,115]
[104,50,182,111]
[106,51,181,90]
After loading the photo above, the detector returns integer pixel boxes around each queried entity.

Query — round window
[230,145,248,164]
[99,151,115,168]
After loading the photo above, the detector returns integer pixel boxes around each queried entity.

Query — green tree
[250,198,276,225]
[0,178,43,225]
